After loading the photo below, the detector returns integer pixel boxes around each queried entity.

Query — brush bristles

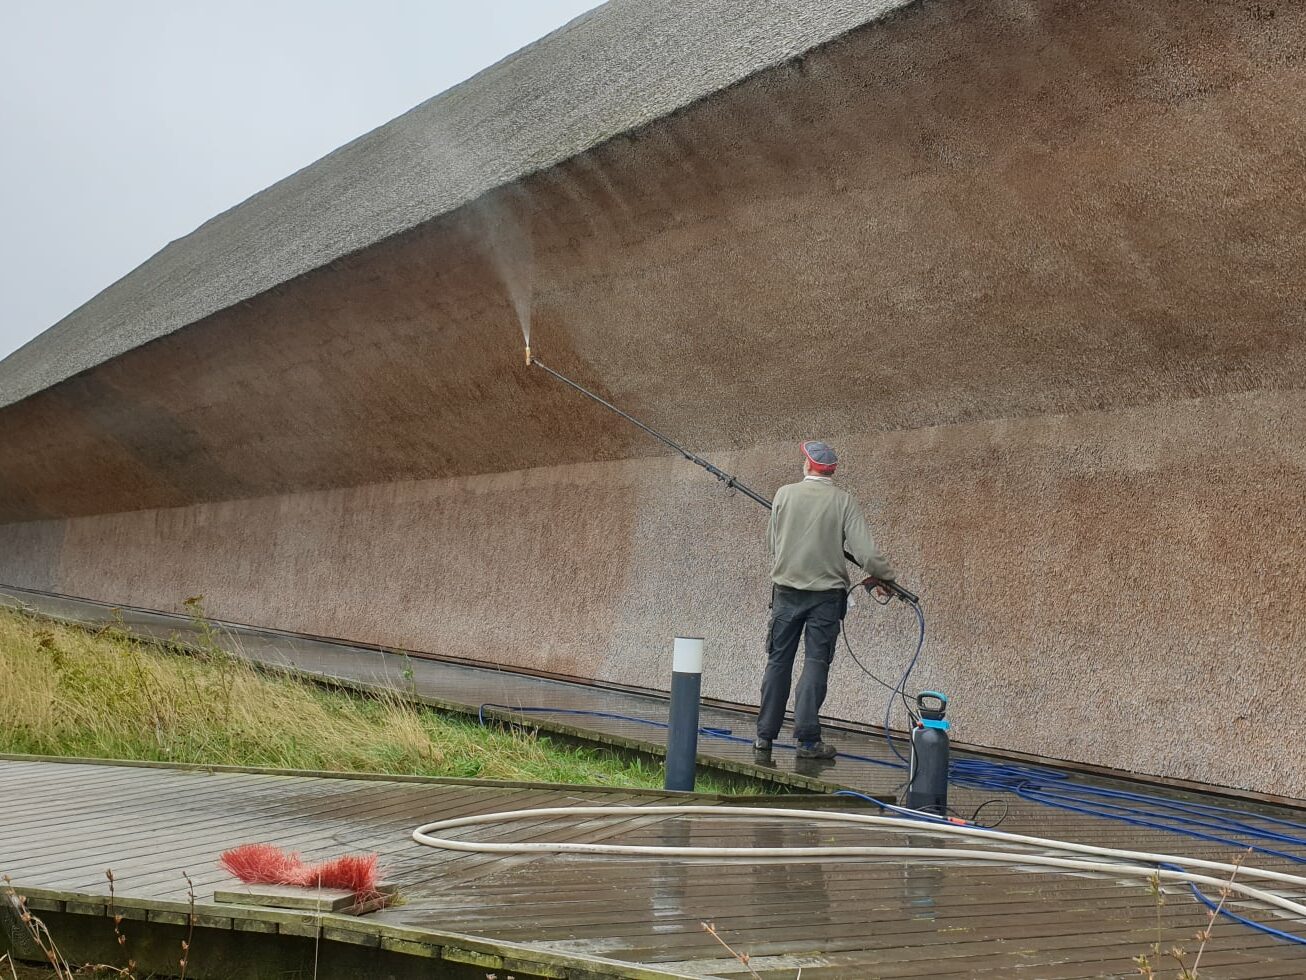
[220,844,381,897]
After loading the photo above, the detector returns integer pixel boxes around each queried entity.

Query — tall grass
[0,608,741,791]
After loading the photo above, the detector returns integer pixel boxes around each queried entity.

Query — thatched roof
[0,0,914,409]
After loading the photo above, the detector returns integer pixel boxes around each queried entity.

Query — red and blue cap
[801,440,838,474]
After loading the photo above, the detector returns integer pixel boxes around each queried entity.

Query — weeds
[3,868,196,979]
[400,654,417,697]
[104,870,132,972]
[2,876,72,978]
[178,873,195,980]
[702,920,801,978]
[701,921,762,979]
[1133,850,1252,979]
[181,596,241,724]
[0,607,754,791]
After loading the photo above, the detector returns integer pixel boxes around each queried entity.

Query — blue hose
[949,760,1306,863]
[833,788,954,823]
[1177,867,1306,946]
[479,704,1306,852]
[478,702,906,769]
[881,600,926,765]
[479,701,1306,945]
[477,703,736,739]
[915,760,1306,946]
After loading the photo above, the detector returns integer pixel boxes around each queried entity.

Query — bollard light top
[672,636,704,674]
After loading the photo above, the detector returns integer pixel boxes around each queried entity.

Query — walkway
[5,757,1306,978]
[4,587,1306,977]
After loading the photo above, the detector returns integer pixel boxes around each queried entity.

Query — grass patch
[0,607,758,793]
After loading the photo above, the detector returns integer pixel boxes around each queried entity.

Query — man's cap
[801,440,838,470]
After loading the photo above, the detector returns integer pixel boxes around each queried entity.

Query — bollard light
[665,636,704,792]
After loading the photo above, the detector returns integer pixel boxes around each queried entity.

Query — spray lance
[525,346,945,808]
[526,350,918,601]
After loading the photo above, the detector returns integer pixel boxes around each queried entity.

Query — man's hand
[861,577,892,600]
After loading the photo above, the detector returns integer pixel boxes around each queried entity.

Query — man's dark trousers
[757,585,845,744]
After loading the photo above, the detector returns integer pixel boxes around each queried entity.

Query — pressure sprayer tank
[905,691,950,815]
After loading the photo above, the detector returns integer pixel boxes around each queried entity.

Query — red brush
[305,853,381,899]
[220,843,309,885]
[220,844,381,897]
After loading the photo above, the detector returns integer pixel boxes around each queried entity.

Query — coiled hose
[412,804,1306,925]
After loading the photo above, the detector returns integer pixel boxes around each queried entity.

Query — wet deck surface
[5,758,1306,978]
[4,587,1306,977]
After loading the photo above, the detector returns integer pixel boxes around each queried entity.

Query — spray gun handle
[861,576,919,605]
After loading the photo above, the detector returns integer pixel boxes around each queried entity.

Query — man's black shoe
[753,737,773,757]
[796,741,837,760]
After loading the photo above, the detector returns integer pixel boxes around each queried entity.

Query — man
[755,440,897,761]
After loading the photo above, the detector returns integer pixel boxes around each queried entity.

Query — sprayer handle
[917,691,947,714]
[861,577,919,605]
[860,577,891,600]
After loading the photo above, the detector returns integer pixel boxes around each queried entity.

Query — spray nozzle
[524,344,532,366]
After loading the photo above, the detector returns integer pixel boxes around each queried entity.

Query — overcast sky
[0,0,602,363]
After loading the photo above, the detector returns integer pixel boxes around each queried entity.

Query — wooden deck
[4,757,1306,978]
[4,587,1306,977]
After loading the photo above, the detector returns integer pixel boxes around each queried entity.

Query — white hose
[412,805,1306,920]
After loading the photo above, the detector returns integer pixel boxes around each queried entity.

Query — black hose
[530,358,773,509]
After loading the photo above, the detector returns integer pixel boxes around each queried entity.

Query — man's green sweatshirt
[767,476,897,591]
